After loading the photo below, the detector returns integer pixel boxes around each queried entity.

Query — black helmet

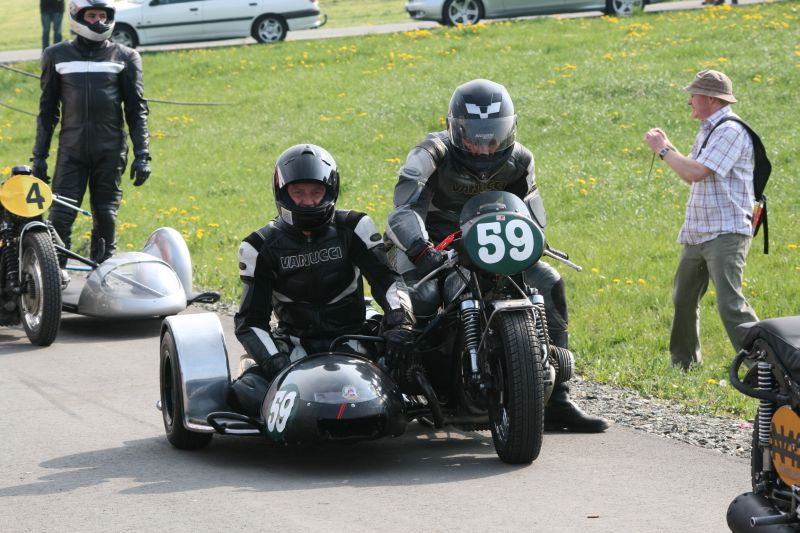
[68,0,116,42]
[447,79,517,178]
[273,144,340,230]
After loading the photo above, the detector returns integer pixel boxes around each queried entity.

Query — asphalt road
[1,310,748,532]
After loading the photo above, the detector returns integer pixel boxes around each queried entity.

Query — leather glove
[130,151,151,186]
[382,326,414,366]
[30,157,49,184]
[259,352,290,382]
[413,246,447,278]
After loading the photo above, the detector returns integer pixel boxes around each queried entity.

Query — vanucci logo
[452,181,505,194]
[280,247,343,270]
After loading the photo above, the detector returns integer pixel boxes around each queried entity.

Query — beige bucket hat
[683,69,737,103]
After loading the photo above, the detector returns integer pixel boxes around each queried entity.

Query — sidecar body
[158,313,407,449]
[62,227,219,318]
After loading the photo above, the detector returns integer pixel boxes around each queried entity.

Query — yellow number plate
[771,405,800,486]
[0,175,53,217]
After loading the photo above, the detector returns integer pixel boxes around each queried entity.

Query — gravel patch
[197,301,754,459]
[569,377,753,459]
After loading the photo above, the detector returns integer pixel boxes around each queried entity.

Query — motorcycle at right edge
[728,316,800,531]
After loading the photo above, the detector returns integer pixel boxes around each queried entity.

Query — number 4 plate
[463,213,544,275]
[0,174,53,217]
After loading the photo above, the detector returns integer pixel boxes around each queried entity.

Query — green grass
[0,0,410,51]
[1,3,798,418]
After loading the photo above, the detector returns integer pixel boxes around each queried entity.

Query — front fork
[460,298,481,383]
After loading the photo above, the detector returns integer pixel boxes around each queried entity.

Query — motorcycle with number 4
[0,165,62,345]
[159,191,579,465]
[728,316,800,532]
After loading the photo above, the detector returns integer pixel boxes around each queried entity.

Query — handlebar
[412,250,459,290]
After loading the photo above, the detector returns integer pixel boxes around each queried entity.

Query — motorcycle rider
[385,79,608,432]
[31,0,151,266]
[230,144,415,415]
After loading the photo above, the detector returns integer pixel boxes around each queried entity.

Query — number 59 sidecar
[158,312,407,450]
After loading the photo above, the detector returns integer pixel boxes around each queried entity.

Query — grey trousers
[669,233,758,368]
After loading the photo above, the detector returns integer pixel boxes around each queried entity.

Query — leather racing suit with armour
[235,210,415,371]
[385,131,569,349]
[33,36,149,262]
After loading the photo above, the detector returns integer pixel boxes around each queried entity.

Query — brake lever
[543,249,582,272]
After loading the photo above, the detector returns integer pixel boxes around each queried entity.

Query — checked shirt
[678,106,755,246]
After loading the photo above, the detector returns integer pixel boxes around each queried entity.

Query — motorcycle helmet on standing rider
[68,0,116,42]
[447,79,518,179]
[272,144,340,231]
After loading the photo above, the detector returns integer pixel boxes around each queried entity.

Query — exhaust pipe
[727,492,799,532]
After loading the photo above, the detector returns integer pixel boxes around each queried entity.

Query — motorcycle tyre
[20,231,61,346]
[160,330,213,450]
[489,311,545,464]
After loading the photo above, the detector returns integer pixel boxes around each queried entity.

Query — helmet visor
[449,115,516,156]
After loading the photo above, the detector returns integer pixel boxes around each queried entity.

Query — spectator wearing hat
[40,0,65,50]
[644,69,758,370]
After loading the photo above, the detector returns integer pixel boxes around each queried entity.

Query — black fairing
[261,353,406,444]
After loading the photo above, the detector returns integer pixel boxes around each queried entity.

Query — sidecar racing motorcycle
[728,316,800,531]
[159,191,576,464]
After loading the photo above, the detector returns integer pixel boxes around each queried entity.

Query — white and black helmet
[68,0,116,42]
[447,79,517,177]
[272,144,340,231]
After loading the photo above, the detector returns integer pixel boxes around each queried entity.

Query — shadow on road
[57,314,163,342]
[0,425,521,497]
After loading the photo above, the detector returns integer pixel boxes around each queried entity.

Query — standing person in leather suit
[230,144,415,416]
[385,79,607,432]
[31,0,150,266]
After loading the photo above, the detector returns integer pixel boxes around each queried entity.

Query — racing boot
[544,382,608,433]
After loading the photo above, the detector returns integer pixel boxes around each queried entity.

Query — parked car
[406,0,653,25]
[112,0,326,48]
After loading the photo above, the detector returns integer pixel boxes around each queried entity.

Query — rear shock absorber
[757,358,775,448]
[460,299,481,377]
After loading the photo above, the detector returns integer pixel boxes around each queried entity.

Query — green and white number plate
[463,213,544,275]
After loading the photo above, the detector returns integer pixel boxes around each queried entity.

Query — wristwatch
[659,147,671,159]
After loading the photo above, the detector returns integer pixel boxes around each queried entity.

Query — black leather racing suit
[385,131,569,348]
[235,210,414,366]
[33,36,149,262]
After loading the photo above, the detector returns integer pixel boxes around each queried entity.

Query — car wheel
[605,0,643,16]
[442,0,483,26]
[111,24,138,48]
[252,15,288,43]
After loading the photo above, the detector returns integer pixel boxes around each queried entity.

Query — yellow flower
[207,223,220,228]
[612,278,620,283]
[788,243,798,250]
[591,267,599,273]
[638,278,646,284]
[707,378,718,385]
[196,228,205,239]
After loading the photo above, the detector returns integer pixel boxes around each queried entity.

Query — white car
[407,0,658,25]
[112,0,326,48]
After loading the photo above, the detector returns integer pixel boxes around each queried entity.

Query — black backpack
[698,117,772,253]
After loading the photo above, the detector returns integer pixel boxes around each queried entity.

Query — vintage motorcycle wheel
[488,311,545,464]
[160,330,213,450]
[19,230,61,346]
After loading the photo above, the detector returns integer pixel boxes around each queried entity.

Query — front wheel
[442,0,483,26]
[605,0,643,16]
[252,15,288,43]
[488,311,545,464]
[160,330,213,449]
[20,231,61,346]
